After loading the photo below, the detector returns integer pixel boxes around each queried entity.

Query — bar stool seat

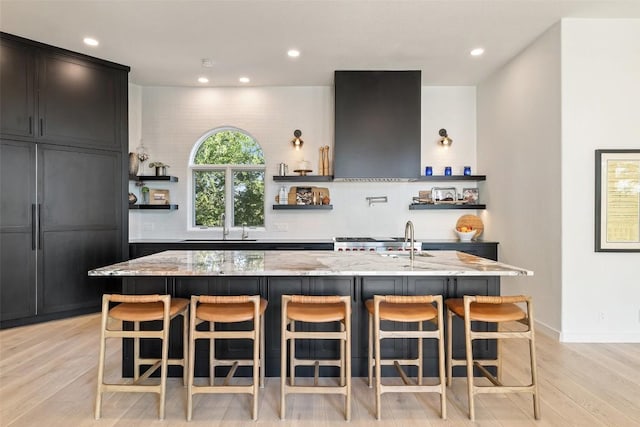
[187,295,267,421]
[280,295,352,421]
[95,294,189,420]
[445,295,540,421]
[366,295,446,420]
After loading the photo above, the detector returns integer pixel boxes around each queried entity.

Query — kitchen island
[89,250,532,378]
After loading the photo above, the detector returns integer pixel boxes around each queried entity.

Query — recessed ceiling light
[470,48,485,57]
[239,76,250,83]
[83,37,99,46]
[198,77,209,84]
[287,49,300,58]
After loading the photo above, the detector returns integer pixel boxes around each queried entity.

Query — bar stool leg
[368,312,374,387]
[260,313,266,388]
[437,300,447,419]
[446,307,453,386]
[345,313,352,421]
[280,309,287,419]
[417,321,423,385]
[158,314,170,419]
[528,301,541,420]
[183,309,189,386]
[212,321,217,386]
[134,321,140,381]
[94,297,109,419]
[464,313,475,421]
[187,302,197,421]
[340,322,345,387]
[252,314,260,420]
[289,320,295,386]
[374,309,382,420]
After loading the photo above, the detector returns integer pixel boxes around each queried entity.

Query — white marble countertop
[88,250,533,277]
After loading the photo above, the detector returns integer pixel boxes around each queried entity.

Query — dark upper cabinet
[0,32,127,151]
[0,37,35,138]
[334,70,421,179]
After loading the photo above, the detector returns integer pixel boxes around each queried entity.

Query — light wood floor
[1,314,639,426]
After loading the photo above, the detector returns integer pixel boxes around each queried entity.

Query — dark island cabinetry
[0,33,129,328]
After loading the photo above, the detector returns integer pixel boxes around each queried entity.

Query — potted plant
[149,161,169,176]
[140,186,150,204]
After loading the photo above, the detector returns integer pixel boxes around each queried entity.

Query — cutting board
[456,214,484,239]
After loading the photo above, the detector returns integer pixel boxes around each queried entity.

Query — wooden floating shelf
[409,204,486,210]
[273,175,333,182]
[410,175,486,181]
[129,204,179,210]
[129,175,179,182]
[272,204,333,210]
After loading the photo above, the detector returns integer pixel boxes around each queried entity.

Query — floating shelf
[272,204,333,210]
[273,175,333,182]
[409,203,486,210]
[410,175,486,182]
[129,175,179,182]
[129,204,179,210]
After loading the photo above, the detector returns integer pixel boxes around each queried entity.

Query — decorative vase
[128,193,137,205]
[128,153,139,176]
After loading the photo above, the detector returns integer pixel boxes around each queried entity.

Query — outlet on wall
[598,311,606,322]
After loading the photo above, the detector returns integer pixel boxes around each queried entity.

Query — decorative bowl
[455,229,476,241]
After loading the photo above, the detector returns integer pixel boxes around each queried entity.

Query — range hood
[333,70,421,181]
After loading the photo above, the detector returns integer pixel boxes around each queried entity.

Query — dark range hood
[333,70,421,180]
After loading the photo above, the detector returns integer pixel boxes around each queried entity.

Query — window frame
[188,127,266,231]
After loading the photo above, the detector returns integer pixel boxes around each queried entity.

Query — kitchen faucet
[404,220,415,262]
[220,212,229,240]
[241,223,249,240]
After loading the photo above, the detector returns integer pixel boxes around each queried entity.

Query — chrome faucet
[220,212,229,240]
[404,220,415,262]
[241,223,249,240]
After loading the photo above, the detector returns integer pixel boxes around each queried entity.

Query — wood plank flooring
[1,314,639,426]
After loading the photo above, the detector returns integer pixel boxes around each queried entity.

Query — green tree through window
[192,129,265,228]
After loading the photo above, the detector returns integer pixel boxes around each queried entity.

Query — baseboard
[560,331,640,343]
[534,320,560,340]
[0,306,100,329]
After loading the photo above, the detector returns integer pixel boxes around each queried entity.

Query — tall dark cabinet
[0,32,129,328]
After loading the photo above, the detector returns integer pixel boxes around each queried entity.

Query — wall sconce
[438,128,453,147]
[291,129,304,150]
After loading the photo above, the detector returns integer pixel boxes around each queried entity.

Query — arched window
[190,127,265,228]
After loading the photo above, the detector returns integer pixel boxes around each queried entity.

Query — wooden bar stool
[95,294,189,419]
[445,295,540,420]
[187,295,267,421]
[280,295,351,420]
[366,295,446,420]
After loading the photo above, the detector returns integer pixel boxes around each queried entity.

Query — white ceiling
[1,1,639,87]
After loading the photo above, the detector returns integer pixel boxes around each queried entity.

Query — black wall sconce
[438,128,453,147]
[291,129,304,150]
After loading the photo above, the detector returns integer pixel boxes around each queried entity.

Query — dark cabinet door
[38,144,122,314]
[38,52,120,149]
[0,38,35,139]
[0,141,37,321]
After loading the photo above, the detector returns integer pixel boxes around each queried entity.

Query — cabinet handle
[37,204,42,250]
[39,118,44,136]
[31,204,37,250]
[29,117,33,135]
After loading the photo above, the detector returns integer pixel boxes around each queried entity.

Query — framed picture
[462,188,479,204]
[595,149,640,252]
[431,187,456,204]
[149,189,170,205]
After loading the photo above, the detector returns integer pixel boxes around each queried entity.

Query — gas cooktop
[333,237,421,252]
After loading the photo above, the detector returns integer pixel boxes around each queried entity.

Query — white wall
[477,24,562,337]
[129,85,479,241]
[561,19,640,342]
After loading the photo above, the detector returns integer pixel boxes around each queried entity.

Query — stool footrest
[283,384,348,395]
[285,331,346,340]
[292,358,342,367]
[380,330,440,339]
[380,384,444,394]
[100,383,162,393]
[474,385,536,394]
[191,384,255,394]
[211,359,254,367]
[194,330,256,339]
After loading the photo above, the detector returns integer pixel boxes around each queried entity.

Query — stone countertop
[89,250,532,277]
